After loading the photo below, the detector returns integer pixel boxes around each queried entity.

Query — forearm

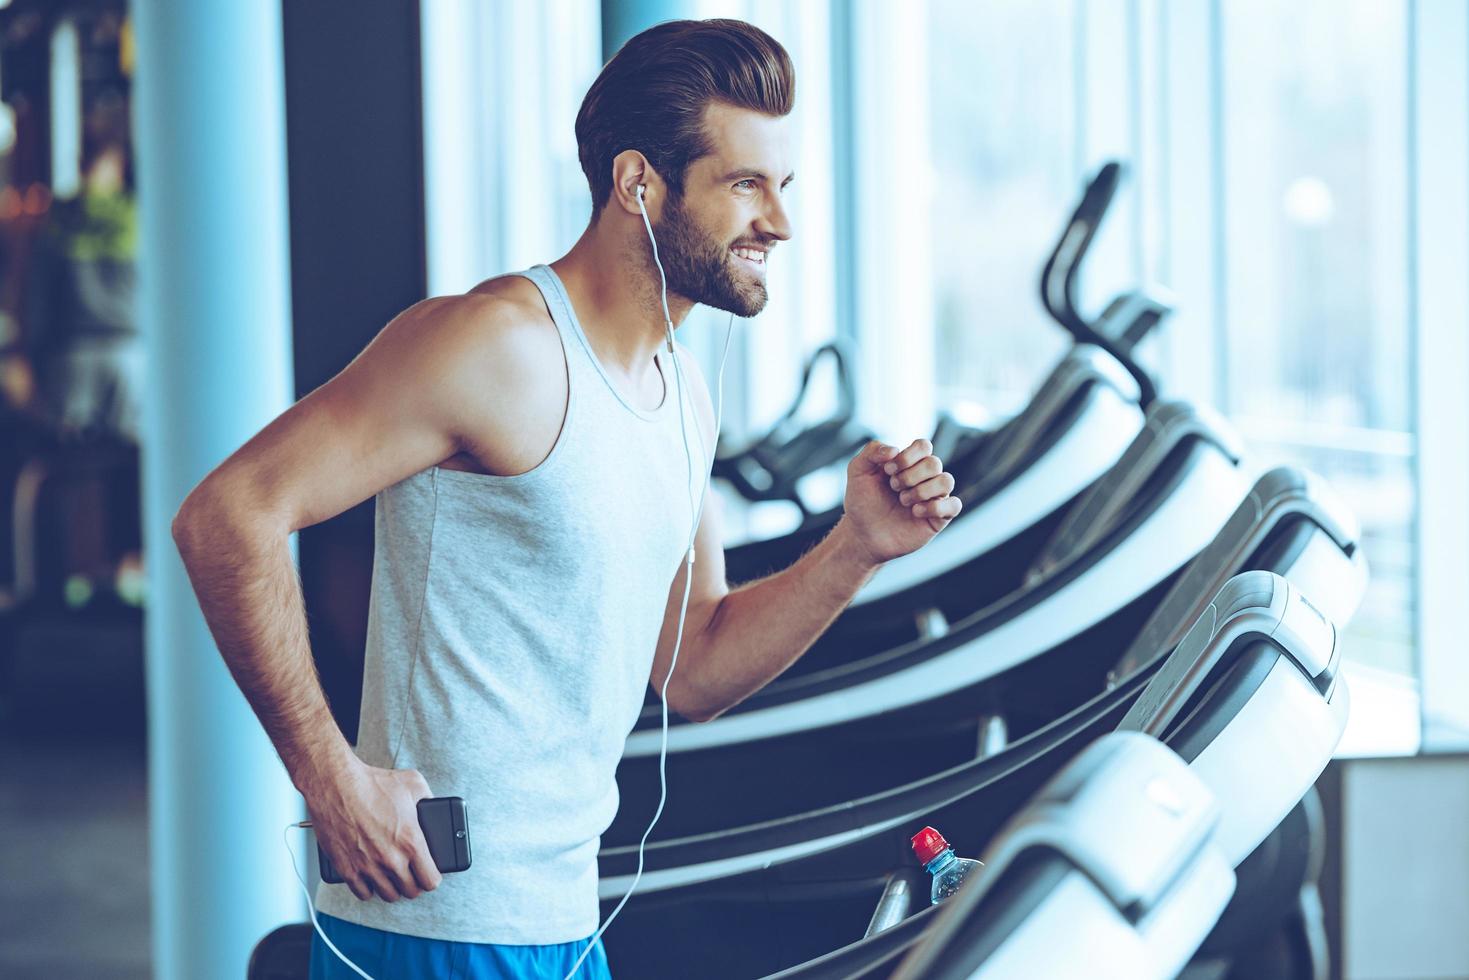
[677,516,879,721]
[172,500,354,794]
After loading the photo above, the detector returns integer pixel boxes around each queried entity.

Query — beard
[651,192,771,318]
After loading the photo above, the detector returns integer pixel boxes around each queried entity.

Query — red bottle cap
[911,826,950,865]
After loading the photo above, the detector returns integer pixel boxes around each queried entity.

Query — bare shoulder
[378,278,568,476]
[390,278,559,380]
[174,277,569,533]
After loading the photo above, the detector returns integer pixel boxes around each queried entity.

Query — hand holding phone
[317,795,472,888]
[302,755,470,901]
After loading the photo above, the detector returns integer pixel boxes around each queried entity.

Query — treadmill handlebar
[972,731,1220,914]
[1110,465,1360,679]
[1117,571,1338,738]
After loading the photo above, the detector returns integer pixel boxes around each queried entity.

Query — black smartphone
[317,796,472,885]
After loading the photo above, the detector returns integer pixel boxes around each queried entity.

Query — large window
[1219,0,1414,683]
[886,0,1459,754]
[926,0,1079,419]
[420,0,602,296]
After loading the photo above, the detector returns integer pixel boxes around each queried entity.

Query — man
[172,18,961,980]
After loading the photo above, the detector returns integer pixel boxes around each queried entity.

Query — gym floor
[0,732,151,979]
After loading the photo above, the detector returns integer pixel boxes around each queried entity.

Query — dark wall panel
[282,0,425,740]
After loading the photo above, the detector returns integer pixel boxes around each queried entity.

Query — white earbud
[636,182,676,354]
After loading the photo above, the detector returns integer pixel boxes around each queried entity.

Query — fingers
[348,848,429,903]
[898,472,955,507]
[882,438,933,477]
[384,775,437,899]
[396,817,442,894]
[345,874,373,902]
[908,493,963,533]
[338,846,406,902]
[378,867,409,902]
[912,495,963,521]
[408,838,444,893]
[888,455,940,492]
[383,851,423,900]
[851,440,900,474]
[398,769,441,893]
[851,434,960,541]
[361,866,403,903]
[330,845,380,902]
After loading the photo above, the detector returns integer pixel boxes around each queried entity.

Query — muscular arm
[650,351,959,723]
[172,503,355,791]
[171,286,565,901]
[652,503,879,723]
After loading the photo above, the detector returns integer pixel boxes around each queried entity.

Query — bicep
[649,475,730,699]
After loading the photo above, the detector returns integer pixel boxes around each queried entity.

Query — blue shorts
[308,911,613,980]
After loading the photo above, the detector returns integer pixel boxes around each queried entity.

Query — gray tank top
[315,264,706,944]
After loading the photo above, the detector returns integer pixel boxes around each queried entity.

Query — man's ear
[611,149,661,217]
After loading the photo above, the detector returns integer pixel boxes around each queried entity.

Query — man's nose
[758,194,794,242]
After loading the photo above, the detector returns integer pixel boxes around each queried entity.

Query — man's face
[652,102,795,317]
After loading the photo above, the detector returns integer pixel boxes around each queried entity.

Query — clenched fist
[841,438,962,566]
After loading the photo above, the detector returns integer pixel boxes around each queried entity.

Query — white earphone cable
[284,821,376,979]
[562,186,734,980]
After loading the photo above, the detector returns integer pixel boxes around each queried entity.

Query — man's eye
[735,179,757,190]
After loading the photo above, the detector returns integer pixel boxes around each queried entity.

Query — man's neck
[550,218,696,379]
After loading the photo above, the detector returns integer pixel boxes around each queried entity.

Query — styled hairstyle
[575,18,795,218]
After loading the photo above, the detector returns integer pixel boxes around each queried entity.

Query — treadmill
[595,570,1352,979]
[609,400,1247,842]
[880,733,1230,980]
[725,340,1147,589]
[796,395,1243,674]
[712,340,875,523]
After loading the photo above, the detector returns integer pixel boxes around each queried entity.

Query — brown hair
[575,18,795,218]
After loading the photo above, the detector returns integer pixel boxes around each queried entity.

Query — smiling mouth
[730,245,768,271]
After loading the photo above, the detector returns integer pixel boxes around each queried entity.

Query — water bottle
[910,825,983,904]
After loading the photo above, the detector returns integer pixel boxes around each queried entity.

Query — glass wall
[1219,0,1414,677]
[879,0,1437,750]
[420,0,602,296]
[926,0,1079,419]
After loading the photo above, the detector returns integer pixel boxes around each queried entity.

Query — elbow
[679,703,722,724]
[666,680,725,724]
[171,478,255,554]
[680,707,723,725]
[680,692,730,724]
[171,479,223,553]
[171,495,204,553]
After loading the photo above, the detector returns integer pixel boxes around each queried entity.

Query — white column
[1412,0,1469,750]
[131,3,304,976]
[849,0,935,444]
